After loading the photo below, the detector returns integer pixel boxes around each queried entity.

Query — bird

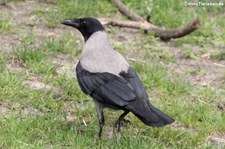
[61,17,175,137]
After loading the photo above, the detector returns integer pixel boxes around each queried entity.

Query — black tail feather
[131,102,175,127]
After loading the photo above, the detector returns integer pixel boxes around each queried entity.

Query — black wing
[76,61,174,126]
[76,62,136,108]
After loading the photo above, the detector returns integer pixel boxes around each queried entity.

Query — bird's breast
[80,49,129,75]
[79,31,129,75]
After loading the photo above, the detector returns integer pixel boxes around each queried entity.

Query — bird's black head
[61,17,104,41]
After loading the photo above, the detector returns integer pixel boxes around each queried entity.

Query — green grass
[182,49,198,59]
[0,0,225,148]
[35,0,116,28]
[13,32,78,74]
[1,59,224,148]
[210,51,225,61]
[0,19,13,34]
[0,11,14,34]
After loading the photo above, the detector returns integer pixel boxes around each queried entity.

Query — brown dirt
[208,133,225,147]
[111,28,225,87]
[51,54,78,78]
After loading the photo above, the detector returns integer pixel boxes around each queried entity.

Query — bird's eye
[80,20,86,26]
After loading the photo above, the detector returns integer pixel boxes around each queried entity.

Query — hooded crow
[61,17,175,137]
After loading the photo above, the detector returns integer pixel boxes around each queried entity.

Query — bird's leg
[114,111,129,133]
[94,101,104,138]
[97,113,104,138]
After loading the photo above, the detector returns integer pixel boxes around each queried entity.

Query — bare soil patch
[209,133,225,147]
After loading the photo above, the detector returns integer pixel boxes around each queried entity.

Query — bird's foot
[113,121,121,133]
[113,111,130,134]
[121,118,131,125]
[113,118,131,133]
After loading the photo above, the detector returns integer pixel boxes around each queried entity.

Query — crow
[61,17,175,137]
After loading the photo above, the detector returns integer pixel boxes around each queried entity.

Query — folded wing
[76,61,136,108]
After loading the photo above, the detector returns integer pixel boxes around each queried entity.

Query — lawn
[0,0,224,148]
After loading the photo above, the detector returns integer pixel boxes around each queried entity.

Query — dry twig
[108,0,200,41]
[99,18,200,41]
[111,0,145,22]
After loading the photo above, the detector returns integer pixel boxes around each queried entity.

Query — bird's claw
[113,118,131,133]
[121,118,131,125]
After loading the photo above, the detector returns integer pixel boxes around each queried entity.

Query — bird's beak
[61,19,79,28]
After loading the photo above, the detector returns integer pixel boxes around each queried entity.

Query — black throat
[79,26,104,42]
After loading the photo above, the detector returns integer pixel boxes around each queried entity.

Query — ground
[0,0,224,148]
